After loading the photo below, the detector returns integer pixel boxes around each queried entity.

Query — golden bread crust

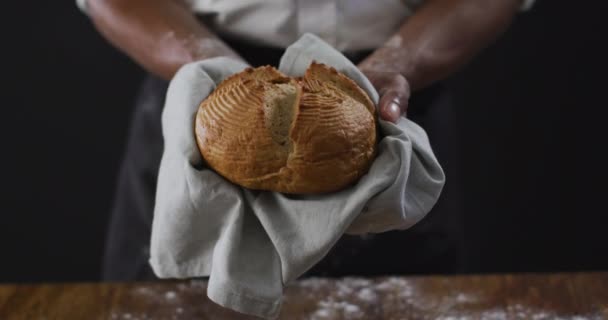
[195,62,376,194]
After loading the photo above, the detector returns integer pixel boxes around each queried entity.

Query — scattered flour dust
[341,277,372,288]
[384,34,403,48]
[356,287,378,303]
[296,278,369,319]
[133,286,180,303]
[165,290,177,300]
[297,277,601,320]
[108,312,153,320]
[117,285,183,319]
[435,309,601,320]
[298,277,331,290]
[374,277,412,293]
[335,282,354,298]
[311,299,364,320]
[455,292,477,303]
[116,279,602,320]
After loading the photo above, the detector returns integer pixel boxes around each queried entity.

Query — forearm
[359,0,522,91]
[87,0,243,80]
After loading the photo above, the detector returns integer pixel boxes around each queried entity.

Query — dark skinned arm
[86,0,244,80]
[359,0,524,122]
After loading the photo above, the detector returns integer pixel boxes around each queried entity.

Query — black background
[2,0,607,283]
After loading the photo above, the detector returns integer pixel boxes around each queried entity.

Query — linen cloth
[149,34,445,319]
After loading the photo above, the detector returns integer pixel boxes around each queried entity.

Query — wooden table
[1,272,607,319]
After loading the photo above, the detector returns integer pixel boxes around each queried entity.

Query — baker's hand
[359,69,411,123]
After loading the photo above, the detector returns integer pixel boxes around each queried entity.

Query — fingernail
[388,102,400,115]
[384,102,400,122]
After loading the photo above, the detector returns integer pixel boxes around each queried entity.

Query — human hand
[359,69,410,123]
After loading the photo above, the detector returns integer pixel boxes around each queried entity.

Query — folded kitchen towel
[149,33,445,319]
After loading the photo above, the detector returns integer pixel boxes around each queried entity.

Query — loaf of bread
[194,62,377,194]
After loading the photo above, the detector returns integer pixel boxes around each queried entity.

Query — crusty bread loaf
[195,62,376,194]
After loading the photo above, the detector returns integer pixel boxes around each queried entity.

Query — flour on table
[165,291,177,300]
[356,287,378,303]
[455,292,477,303]
[311,299,364,320]
[298,277,331,290]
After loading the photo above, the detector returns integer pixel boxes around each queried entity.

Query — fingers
[379,90,406,123]
[378,74,410,123]
[359,69,411,123]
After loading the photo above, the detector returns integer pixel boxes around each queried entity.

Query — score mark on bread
[195,62,377,194]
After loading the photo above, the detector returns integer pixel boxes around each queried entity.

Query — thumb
[378,75,410,123]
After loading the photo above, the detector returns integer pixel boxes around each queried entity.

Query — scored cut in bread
[195,62,376,194]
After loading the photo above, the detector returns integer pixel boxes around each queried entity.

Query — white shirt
[78,0,535,52]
